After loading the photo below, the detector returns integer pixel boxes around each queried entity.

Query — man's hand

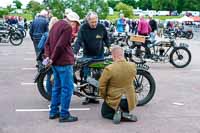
[46,59,53,68]
[42,57,53,68]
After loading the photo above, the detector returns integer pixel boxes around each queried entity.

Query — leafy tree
[27,0,45,17]
[6,5,15,12]
[65,0,109,19]
[136,0,152,10]
[121,0,136,8]
[48,0,65,19]
[13,0,23,9]
[115,2,133,18]
[107,0,120,8]
[0,9,9,18]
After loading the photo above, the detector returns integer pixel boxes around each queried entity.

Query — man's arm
[51,26,72,62]
[103,26,110,48]
[99,67,112,99]
[73,28,83,55]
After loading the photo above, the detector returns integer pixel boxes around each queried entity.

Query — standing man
[74,11,110,105]
[99,46,138,124]
[44,12,80,123]
[30,10,49,68]
[148,15,157,41]
[116,13,126,32]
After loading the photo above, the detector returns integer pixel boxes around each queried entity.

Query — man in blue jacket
[29,10,49,68]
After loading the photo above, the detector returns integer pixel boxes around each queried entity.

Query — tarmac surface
[0,33,200,133]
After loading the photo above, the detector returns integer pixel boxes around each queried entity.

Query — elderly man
[99,46,138,124]
[30,10,49,68]
[74,11,110,105]
[44,12,80,123]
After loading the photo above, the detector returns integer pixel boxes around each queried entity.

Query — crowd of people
[4,15,28,30]
[29,9,141,124]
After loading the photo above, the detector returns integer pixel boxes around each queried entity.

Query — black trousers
[101,99,129,120]
[32,38,43,69]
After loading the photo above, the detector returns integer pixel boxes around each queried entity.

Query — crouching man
[99,46,138,124]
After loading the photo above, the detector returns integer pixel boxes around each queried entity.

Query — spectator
[138,14,151,36]
[29,10,49,68]
[116,13,126,32]
[44,12,80,123]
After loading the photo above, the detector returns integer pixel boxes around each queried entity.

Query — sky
[0,0,43,8]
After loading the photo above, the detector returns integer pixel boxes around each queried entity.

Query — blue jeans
[83,55,104,79]
[46,71,52,95]
[50,65,74,118]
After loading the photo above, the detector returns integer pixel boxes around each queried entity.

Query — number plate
[137,64,149,70]
[179,43,189,48]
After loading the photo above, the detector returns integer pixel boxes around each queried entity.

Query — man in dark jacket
[44,12,80,123]
[74,12,110,57]
[29,10,49,68]
[74,11,110,105]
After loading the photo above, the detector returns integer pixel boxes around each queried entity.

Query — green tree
[6,5,15,12]
[13,0,23,9]
[182,0,200,11]
[90,0,109,19]
[27,0,45,17]
[65,0,109,19]
[136,0,152,10]
[121,0,136,8]
[0,9,9,18]
[115,2,133,18]
[48,0,65,19]
[107,0,120,8]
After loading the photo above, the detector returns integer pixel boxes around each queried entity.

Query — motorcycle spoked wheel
[9,33,23,46]
[186,32,193,39]
[170,47,191,68]
[135,69,156,106]
[37,69,53,101]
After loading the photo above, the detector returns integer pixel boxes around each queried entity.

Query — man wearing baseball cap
[44,11,80,123]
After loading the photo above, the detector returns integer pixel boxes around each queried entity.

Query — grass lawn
[106,11,182,22]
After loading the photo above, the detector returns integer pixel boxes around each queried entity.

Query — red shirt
[44,20,74,66]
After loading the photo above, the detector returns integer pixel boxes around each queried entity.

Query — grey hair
[86,11,98,21]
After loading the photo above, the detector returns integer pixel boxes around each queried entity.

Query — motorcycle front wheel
[9,33,23,46]
[135,69,156,106]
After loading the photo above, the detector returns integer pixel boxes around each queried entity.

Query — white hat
[66,12,80,25]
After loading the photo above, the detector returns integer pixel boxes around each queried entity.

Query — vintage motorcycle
[34,56,156,106]
[130,35,192,68]
[0,24,23,46]
[164,28,193,39]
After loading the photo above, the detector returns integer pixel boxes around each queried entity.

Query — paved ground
[0,34,200,133]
